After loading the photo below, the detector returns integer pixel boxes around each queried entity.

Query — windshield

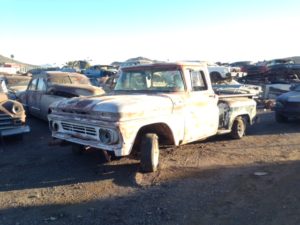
[48,75,90,85]
[6,77,31,87]
[114,69,185,92]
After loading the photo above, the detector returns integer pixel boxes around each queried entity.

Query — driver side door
[183,69,219,143]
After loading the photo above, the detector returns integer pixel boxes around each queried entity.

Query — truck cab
[48,62,256,172]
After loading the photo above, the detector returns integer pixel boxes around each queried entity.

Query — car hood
[277,91,300,102]
[52,93,176,121]
[8,85,28,93]
[48,84,105,97]
[0,93,8,102]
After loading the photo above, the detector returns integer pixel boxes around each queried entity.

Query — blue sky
[1,0,300,65]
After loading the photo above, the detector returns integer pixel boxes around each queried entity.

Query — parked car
[213,79,262,98]
[1,75,32,100]
[207,64,231,83]
[229,61,253,73]
[18,71,105,120]
[89,75,118,92]
[0,77,30,137]
[84,65,118,78]
[274,84,300,122]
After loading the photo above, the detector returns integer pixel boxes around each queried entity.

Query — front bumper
[52,131,126,156]
[0,125,30,137]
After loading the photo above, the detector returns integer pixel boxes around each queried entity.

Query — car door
[183,69,219,143]
[28,77,46,118]
[26,78,39,116]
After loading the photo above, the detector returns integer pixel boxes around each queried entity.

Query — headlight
[2,101,23,115]
[99,128,119,145]
[95,111,120,121]
[12,104,22,114]
[49,121,60,132]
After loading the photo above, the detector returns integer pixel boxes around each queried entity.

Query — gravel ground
[0,110,300,225]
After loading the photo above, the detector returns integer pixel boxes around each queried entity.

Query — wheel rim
[152,140,159,168]
[237,122,244,136]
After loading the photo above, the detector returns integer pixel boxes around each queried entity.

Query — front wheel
[140,133,159,172]
[231,116,246,139]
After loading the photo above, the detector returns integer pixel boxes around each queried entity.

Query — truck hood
[52,93,176,121]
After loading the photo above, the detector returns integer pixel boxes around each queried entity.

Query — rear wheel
[140,133,159,172]
[275,112,288,123]
[231,116,246,139]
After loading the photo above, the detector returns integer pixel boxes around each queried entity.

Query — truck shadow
[1,112,299,192]
[0,117,141,192]
[0,160,299,225]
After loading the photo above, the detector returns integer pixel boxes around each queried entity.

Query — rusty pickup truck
[48,62,257,172]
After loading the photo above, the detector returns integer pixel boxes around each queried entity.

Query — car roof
[121,62,207,71]
[35,71,87,78]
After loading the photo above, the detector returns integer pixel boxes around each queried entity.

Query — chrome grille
[61,122,97,136]
[0,113,14,129]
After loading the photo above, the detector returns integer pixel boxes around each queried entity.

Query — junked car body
[48,62,256,172]
[19,71,105,120]
[0,78,30,137]
[1,75,32,100]
[274,84,300,122]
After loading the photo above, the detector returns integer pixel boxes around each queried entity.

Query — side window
[37,78,46,91]
[190,70,207,91]
[28,78,38,91]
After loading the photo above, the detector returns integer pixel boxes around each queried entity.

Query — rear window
[48,75,90,85]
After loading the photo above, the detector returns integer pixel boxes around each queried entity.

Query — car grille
[0,113,14,130]
[61,122,97,136]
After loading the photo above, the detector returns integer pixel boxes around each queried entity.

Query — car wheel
[231,116,246,139]
[275,112,288,123]
[140,133,159,173]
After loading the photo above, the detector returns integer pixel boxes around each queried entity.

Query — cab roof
[121,62,207,71]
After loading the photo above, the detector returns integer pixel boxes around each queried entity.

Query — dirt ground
[0,110,300,225]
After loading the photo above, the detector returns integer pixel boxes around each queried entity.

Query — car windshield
[114,69,185,92]
[48,75,90,85]
[6,77,31,87]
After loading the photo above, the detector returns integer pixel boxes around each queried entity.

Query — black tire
[231,116,246,139]
[72,144,84,155]
[275,112,288,123]
[140,133,159,173]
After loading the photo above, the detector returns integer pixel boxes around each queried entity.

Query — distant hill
[0,54,38,68]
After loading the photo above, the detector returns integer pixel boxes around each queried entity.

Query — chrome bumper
[0,125,30,137]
